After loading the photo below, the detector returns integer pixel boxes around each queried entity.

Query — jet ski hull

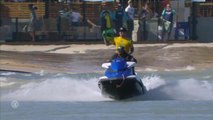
[98,76,146,100]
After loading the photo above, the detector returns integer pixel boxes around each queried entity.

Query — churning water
[1,68,213,120]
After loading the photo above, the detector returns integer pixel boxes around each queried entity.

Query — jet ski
[98,58,146,100]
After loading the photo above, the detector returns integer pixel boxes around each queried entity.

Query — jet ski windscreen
[104,58,132,79]
[111,58,127,71]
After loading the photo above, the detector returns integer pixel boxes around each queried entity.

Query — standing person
[100,5,113,32]
[68,8,96,39]
[69,8,96,27]
[161,3,176,41]
[27,4,40,42]
[100,5,115,45]
[112,27,134,54]
[69,8,82,27]
[114,4,128,35]
[138,2,153,41]
[125,0,135,39]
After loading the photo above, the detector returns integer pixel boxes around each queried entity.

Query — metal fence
[2,1,213,42]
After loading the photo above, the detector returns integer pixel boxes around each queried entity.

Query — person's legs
[167,22,173,40]
[127,20,134,39]
[167,31,171,40]
[161,21,168,41]
[144,21,149,40]
[127,31,133,39]
[138,21,143,41]
[103,37,110,46]
[29,31,35,42]
[161,29,166,41]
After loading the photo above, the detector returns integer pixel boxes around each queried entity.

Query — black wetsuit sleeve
[129,45,134,54]
[109,54,118,62]
[128,54,137,63]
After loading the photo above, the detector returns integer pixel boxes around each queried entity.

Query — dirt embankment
[0,44,213,73]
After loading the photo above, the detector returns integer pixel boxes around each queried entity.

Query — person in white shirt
[125,0,135,39]
[67,8,96,39]
[69,8,96,27]
[69,9,82,26]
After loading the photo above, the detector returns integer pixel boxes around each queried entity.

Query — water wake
[1,71,213,101]
[140,75,213,100]
[1,77,109,102]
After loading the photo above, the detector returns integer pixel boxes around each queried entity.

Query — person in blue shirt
[161,3,175,41]
[113,4,129,35]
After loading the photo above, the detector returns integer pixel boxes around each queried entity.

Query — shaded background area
[1,1,213,42]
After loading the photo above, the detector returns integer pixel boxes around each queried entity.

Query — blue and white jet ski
[98,58,146,100]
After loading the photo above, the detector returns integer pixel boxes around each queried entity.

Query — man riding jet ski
[110,46,137,63]
[98,46,146,100]
[109,46,137,74]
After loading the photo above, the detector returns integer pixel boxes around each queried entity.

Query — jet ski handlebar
[102,62,136,69]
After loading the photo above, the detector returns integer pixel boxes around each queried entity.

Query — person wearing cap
[112,27,134,54]
[109,46,137,63]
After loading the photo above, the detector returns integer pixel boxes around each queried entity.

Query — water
[1,68,213,120]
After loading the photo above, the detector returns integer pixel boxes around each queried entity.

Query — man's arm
[127,54,137,63]
[161,9,166,20]
[129,43,134,54]
[107,53,118,62]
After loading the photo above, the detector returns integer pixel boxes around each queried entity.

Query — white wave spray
[140,75,213,100]
[1,73,213,101]
[1,77,110,102]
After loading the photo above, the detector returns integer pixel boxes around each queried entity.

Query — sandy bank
[1,43,213,54]
[1,43,213,73]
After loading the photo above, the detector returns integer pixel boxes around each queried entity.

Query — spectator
[125,0,135,39]
[161,3,176,41]
[67,8,96,39]
[27,4,41,42]
[138,2,153,41]
[69,8,82,27]
[100,5,113,32]
[69,8,96,27]
[113,4,128,35]
[100,5,115,45]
